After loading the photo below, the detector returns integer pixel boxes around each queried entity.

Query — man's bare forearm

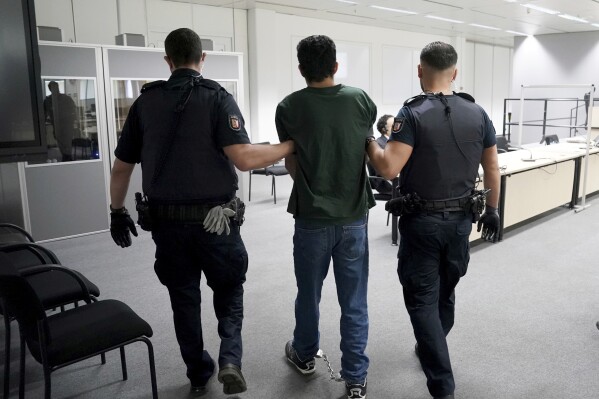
[110,159,135,208]
[224,141,295,171]
[483,169,500,208]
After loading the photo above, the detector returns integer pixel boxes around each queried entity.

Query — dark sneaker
[346,379,367,399]
[285,340,316,375]
[217,364,247,395]
[189,385,208,397]
[189,357,215,396]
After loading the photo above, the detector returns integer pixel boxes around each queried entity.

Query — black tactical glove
[110,206,138,248]
[385,197,404,217]
[477,205,500,243]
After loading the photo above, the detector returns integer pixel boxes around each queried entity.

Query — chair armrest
[20,264,93,304]
[0,223,34,242]
[0,242,61,264]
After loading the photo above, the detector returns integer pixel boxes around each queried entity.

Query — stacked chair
[0,223,157,398]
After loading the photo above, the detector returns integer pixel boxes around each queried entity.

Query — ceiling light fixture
[558,14,588,23]
[469,23,501,30]
[521,3,560,15]
[592,23,599,28]
[336,0,358,3]
[369,5,417,14]
[425,15,464,23]
[506,30,530,36]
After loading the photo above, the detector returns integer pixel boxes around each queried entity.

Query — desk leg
[391,215,398,246]
[498,175,507,242]
[571,157,582,208]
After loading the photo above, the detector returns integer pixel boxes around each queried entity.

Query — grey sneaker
[346,379,367,399]
[285,340,315,375]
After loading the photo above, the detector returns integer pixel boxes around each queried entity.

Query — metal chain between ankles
[316,349,344,382]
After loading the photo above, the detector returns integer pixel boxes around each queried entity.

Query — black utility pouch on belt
[229,197,246,226]
[135,192,153,231]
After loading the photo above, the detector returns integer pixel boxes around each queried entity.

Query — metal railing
[502,97,588,143]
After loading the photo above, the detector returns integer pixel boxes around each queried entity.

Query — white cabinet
[146,0,193,44]
[34,0,76,42]
[72,0,119,45]
[117,0,147,36]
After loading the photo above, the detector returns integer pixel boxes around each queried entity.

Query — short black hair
[48,81,59,91]
[297,35,336,83]
[376,114,394,134]
[165,28,203,68]
[420,41,457,71]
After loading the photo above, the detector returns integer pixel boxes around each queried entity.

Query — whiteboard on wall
[291,36,371,93]
[381,45,420,106]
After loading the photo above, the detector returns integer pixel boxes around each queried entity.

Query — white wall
[248,10,457,144]
[511,32,599,144]
[462,41,513,134]
[248,10,512,144]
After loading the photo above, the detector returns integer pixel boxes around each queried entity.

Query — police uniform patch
[229,115,241,131]
[392,117,405,134]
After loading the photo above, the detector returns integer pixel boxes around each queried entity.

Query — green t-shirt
[275,84,377,224]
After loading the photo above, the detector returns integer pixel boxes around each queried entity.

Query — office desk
[494,143,599,240]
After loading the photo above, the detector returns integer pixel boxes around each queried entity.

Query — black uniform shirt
[115,68,250,204]
[389,94,496,200]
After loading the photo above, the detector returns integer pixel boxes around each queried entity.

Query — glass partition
[112,79,151,139]
[31,77,99,164]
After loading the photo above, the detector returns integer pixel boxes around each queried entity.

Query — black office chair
[0,223,34,245]
[496,136,509,153]
[248,143,290,204]
[367,162,393,223]
[0,256,158,399]
[0,243,100,399]
[544,134,559,145]
[367,163,399,245]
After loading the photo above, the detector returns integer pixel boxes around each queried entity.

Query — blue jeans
[398,211,472,397]
[292,217,369,384]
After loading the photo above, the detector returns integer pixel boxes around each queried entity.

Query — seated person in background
[376,114,393,149]
[367,114,394,195]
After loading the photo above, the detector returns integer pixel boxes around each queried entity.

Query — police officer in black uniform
[108,28,294,396]
[367,41,501,399]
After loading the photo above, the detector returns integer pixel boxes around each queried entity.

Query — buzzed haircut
[164,28,203,68]
[420,41,458,71]
[297,35,336,83]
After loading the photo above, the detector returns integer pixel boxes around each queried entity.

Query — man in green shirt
[275,35,376,399]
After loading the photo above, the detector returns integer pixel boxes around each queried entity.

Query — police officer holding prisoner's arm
[367,41,500,399]
[108,28,294,397]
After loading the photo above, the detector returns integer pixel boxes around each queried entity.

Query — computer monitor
[0,0,47,163]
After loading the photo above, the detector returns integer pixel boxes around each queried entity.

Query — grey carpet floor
[2,176,599,398]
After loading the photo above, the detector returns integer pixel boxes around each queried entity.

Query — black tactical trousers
[397,211,472,397]
[152,222,248,386]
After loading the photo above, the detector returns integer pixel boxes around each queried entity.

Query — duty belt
[151,204,213,223]
[420,196,471,212]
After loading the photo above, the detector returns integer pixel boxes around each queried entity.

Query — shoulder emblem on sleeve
[140,80,166,93]
[392,117,405,134]
[404,94,426,106]
[454,91,476,103]
[229,115,241,131]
